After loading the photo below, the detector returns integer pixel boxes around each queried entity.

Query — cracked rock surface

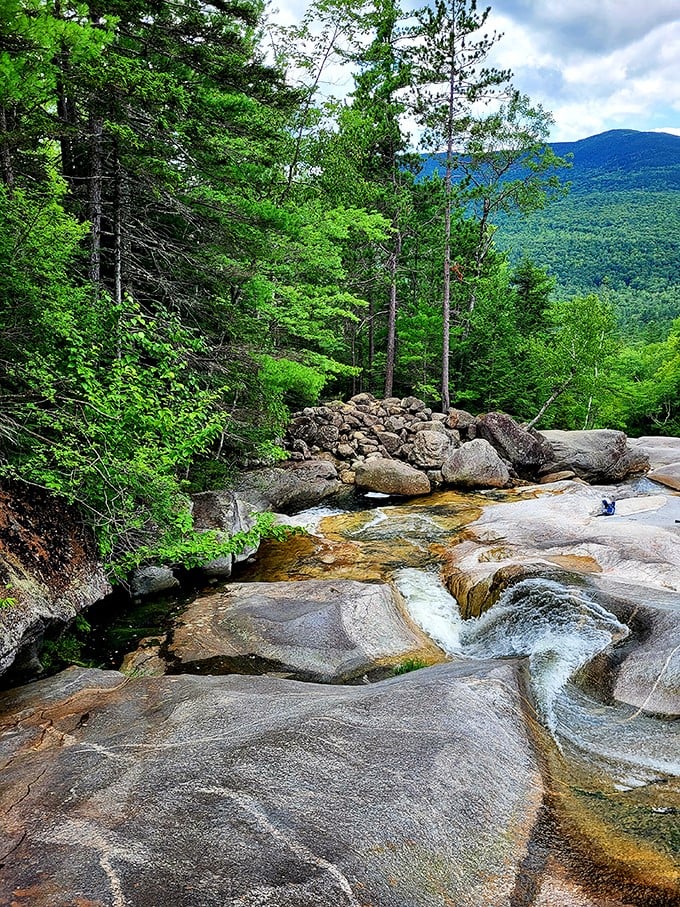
[0,662,542,907]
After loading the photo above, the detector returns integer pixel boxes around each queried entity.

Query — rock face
[539,429,649,483]
[167,579,443,682]
[0,661,544,907]
[191,489,261,579]
[354,458,431,496]
[441,438,511,488]
[648,463,680,491]
[476,411,551,476]
[0,483,110,678]
[628,435,680,470]
[606,592,680,716]
[235,459,341,514]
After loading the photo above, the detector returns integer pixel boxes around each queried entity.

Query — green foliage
[40,615,94,673]
[392,656,427,675]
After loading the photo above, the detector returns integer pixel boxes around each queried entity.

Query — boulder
[235,460,341,513]
[441,438,511,488]
[0,661,544,907]
[476,412,551,477]
[409,429,457,469]
[167,579,443,682]
[627,436,680,470]
[648,462,680,491]
[446,408,476,433]
[538,429,648,483]
[130,565,179,598]
[400,395,426,412]
[375,430,401,454]
[191,489,261,578]
[0,483,110,679]
[354,459,431,496]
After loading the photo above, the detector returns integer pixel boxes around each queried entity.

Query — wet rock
[355,459,431,496]
[539,430,649,483]
[609,598,680,715]
[168,579,443,682]
[120,636,167,677]
[441,438,511,488]
[0,660,543,907]
[441,483,680,615]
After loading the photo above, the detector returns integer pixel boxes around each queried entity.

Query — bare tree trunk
[113,145,126,307]
[367,296,375,390]
[88,115,104,288]
[441,65,455,412]
[0,106,15,194]
[384,229,401,398]
[525,370,575,430]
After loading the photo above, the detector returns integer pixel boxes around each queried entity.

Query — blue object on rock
[601,499,616,516]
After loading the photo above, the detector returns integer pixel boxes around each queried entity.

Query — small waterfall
[395,569,629,733]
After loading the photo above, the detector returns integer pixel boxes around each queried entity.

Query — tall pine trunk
[88,115,104,287]
[384,229,401,398]
[441,37,456,413]
[0,107,14,194]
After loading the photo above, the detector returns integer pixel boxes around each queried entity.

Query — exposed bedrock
[166,579,444,682]
[0,661,545,907]
[439,482,680,716]
[0,483,110,679]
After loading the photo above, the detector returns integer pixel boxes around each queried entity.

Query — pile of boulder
[284,393,649,495]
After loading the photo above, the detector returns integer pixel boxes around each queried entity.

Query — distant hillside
[490,130,680,336]
[550,129,680,192]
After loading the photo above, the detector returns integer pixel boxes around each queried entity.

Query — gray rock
[628,436,680,470]
[375,430,401,454]
[612,603,680,715]
[235,460,341,514]
[442,438,511,488]
[477,412,551,477]
[168,579,442,682]
[355,459,431,496]
[409,430,457,469]
[539,429,649,483]
[400,395,426,412]
[130,565,179,598]
[191,490,260,574]
[0,661,543,907]
[411,420,448,434]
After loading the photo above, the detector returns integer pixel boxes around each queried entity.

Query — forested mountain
[492,130,680,337]
[1,1,678,578]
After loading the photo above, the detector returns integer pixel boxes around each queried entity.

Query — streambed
[240,485,680,903]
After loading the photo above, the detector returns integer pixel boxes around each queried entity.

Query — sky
[485,0,680,141]
[274,0,680,143]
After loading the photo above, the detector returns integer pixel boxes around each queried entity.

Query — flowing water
[244,487,680,901]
